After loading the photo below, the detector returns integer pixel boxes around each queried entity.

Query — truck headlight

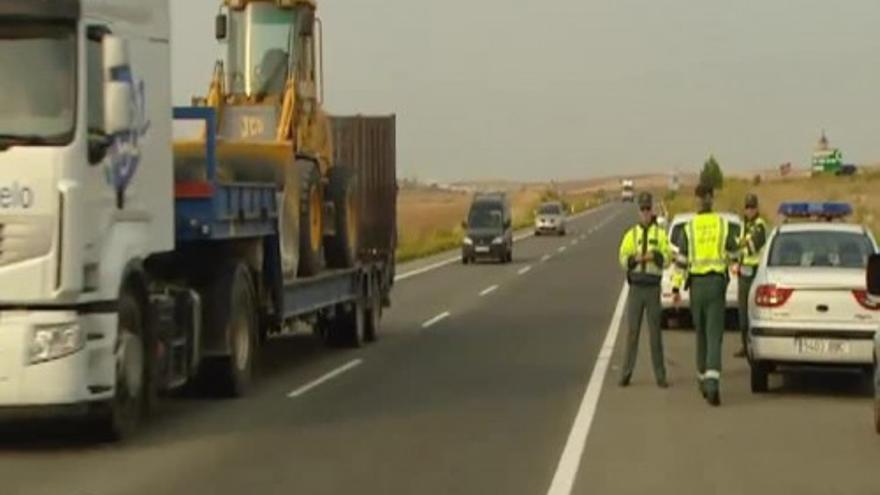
[28,323,84,364]
[463,237,473,245]
[492,236,504,244]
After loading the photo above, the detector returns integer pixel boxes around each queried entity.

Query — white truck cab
[0,0,173,430]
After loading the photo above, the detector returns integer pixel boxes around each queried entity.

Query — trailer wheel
[95,290,148,440]
[327,302,365,348]
[201,262,258,397]
[298,160,324,277]
[364,285,382,343]
[325,165,360,268]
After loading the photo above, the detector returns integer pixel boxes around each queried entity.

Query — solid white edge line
[422,311,451,328]
[394,256,459,282]
[287,359,364,399]
[394,203,611,282]
[546,283,628,495]
[479,285,499,296]
[518,265,532,275]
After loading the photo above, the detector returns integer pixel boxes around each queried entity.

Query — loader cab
[218,0,320,101]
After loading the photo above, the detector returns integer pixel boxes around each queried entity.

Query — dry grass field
[663,171,880,235]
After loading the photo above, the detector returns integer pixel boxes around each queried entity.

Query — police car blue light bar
[778,202,852,219]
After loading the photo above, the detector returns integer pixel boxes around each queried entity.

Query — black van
[462,192,513,264]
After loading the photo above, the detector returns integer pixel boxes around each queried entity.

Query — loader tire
[279,161,300,282]
[298,160,324,277]
[325,165,360,268]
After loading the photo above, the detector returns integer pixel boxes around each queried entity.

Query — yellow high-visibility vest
[740,217,767,267]
[686,213,729,275]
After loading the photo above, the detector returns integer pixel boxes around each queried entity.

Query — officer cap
[637,192,653,208]
[744,193,759,208]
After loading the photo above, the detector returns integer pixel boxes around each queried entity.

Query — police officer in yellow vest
[673,184,738,406]
[733,193,768,358]
[618,192,670,388]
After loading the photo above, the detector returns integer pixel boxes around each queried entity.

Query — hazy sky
[171,0,880,181]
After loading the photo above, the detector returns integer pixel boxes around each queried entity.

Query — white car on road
[660,212,742,327]
[748,205,879,392]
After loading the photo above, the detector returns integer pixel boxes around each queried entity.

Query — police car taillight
[852,290,880,311]
[755,284,794,308]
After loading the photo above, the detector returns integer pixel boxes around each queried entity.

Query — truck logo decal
[0,182,34,210]
[105,65,151,209]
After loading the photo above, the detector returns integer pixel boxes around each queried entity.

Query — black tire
[298,160,324,277]
[94,290,148,441]
[278,161,300,282]
[326,302,365,348]
[203,262,258,397]
[325,165,360,269]
[660,309,669,330]
[364,285,382,343]
[750,361,770,393]
[462,255,470,265]
[534,231,541,237]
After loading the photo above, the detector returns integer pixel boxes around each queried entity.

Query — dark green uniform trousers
[621,283,666,383]
[738,274,755,352]
[690,274,727,393]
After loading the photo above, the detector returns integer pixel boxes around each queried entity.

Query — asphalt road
[3,202,878,495]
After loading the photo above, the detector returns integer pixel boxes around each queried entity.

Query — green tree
[699,155,724,190]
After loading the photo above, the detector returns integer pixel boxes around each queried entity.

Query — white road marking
[518,266,532,275]
[545,284,628,495]
[558,246,567,253]
[479,285,499,297]
[570,239,578,246]
[287,359,363,398]
[422,311,451,328]
[395,256,459,282]
[541,254,552,262]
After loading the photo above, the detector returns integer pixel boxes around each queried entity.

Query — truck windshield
[0,21,76,145]
[227,4,295,97]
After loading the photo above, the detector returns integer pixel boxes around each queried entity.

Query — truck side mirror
[216,13,228,40]
[103,36,133,135]
[867,254,880,296]
[104,83,133,135]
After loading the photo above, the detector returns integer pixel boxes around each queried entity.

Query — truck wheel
[750,362,769,393]
[327,302,365,348]
[203,262,258,397]
[325,165,360,268]
[298,160,324,277]
[96,290,148,440]
[364,286,382,343]
[279,161,300,282]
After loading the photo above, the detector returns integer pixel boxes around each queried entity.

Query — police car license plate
[475,246,490,253]
[795,338,849,356]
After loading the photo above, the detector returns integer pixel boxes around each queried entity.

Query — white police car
[660,212,742,328]
[748,202,880,393]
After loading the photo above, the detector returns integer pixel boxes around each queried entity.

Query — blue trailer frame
[172,107,380,325]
